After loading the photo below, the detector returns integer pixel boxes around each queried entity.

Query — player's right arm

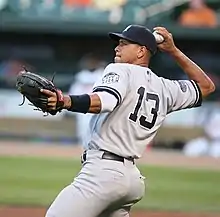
[168,48,215,97]
[161,78,202,113]
[153,27,215,98]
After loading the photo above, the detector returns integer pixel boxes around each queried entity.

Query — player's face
[114,39,141,64]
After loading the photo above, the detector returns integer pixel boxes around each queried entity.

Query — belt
[81,150,135,164]
[102,151,135,164]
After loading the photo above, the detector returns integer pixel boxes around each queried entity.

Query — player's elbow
[200,79,216,97]
[95,91,118,113]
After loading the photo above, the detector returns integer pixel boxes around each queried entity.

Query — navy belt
[81,150,134,164]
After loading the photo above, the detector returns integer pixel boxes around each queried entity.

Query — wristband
[68,94,91,113]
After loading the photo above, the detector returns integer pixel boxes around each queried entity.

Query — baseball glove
[16,68,64,116]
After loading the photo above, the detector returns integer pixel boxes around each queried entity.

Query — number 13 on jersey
[129,86,159,129]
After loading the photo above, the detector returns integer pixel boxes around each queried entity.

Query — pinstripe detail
[93,86,122,106]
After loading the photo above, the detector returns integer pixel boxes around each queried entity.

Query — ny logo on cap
[123,25,132,32]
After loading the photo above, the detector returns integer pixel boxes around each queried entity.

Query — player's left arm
[64,63,128,113]
[62,92,117,114]
[42,88,118,114]
[41,63,128,114]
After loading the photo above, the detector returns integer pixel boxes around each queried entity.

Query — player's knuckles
[47,101,57,108]
[155,27,169,34]
[48,103,56,108]
[42,89,54,96]
[48,97,57,102]
[156,30,168,39]
[41,89,48,94]
[154,26,165,30]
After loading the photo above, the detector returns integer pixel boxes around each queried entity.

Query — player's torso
[87,64,168,158]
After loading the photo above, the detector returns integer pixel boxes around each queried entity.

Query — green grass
[0,156,219,213]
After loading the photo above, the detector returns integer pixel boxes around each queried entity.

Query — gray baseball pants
[45,150,146,217]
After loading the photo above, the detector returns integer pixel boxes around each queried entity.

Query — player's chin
[114,56,122,63]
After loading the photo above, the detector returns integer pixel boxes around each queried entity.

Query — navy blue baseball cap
[109,25,157,55]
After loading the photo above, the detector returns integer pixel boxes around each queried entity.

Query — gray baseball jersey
[84,63,202,159]
[46,62,202,217]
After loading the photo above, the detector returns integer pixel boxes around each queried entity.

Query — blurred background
[0,0,220,157]
[0,1,220,217]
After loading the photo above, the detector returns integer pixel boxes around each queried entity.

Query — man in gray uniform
[42,25,215,217]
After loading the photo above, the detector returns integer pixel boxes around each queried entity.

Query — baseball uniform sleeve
[161,78,202,113]
[92,63,129,107]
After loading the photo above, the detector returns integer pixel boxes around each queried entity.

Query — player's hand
[40,89,58,110]
[153,27,177,54]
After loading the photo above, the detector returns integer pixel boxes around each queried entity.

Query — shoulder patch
[177,80,187,92]
[102,72,120,84]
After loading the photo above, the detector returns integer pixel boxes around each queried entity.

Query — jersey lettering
[129,86,159,129]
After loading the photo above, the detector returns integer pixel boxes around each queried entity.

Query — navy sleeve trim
[93,86,122,106]
[190,80,202,107]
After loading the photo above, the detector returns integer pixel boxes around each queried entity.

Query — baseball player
[42,25,215,217]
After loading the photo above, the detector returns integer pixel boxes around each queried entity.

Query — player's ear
[137,46,145,59]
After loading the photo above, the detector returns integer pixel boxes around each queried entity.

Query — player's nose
[115,45,120,53]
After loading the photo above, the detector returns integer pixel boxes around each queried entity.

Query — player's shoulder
[104,63,130,71]
[104,63,152,75]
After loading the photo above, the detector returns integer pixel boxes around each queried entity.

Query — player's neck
[138,63,149,67]
[133,60,149,67]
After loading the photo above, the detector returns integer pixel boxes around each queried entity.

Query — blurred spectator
[183,108,220,158]
[178,0,217,28]
[0,60,32,89]
[63,0,92,7]
[67,53,106,146]
[19,0,31,10]
[92,0,126,11]
[0,0,7,10]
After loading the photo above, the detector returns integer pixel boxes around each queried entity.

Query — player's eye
[119,41,129,46]
[119,39,126,44]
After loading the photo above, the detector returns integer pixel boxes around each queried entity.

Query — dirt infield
[1,141,220,170]
[0,141,220,217]
[0,207,219,217]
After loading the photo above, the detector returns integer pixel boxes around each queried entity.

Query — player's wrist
[168,46,179,56]
[66,94,91,113]
[63,95,72,109]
